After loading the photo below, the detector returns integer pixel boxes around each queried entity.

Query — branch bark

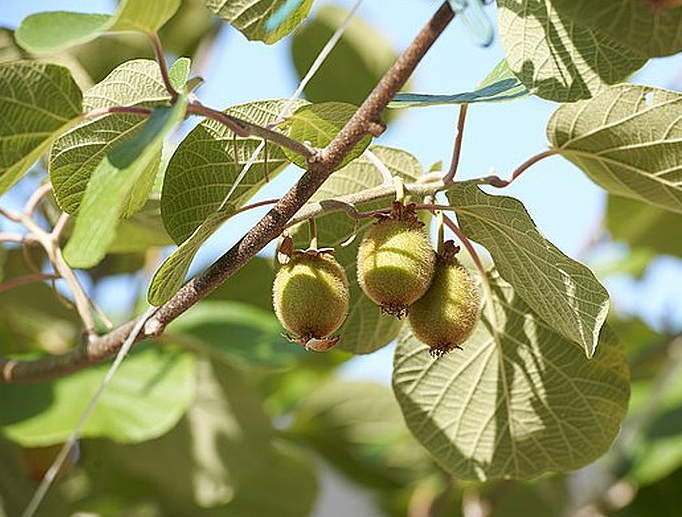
[0,2,455,383]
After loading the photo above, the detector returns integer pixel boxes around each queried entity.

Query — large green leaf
[15,0,181,52]
[548,84,682,213]
[108,199,174,253]
[290,381,433,489]
[50,58,188,214]
[0,28,28,63]
[291,5,397,107]
[161,99,303,244]
[64,101,186,269]
[496,0,646,102]
[393,272,630,481]
[206,0,314,44]
[0,344,196,446]
[283,101,371,170]
[0,61,82,196]
[448,182,609,358]
[290,146,422,354]
[551,0,682,58]
[390,59,530,108]
[169,301,308,369]
[607,195,682,259]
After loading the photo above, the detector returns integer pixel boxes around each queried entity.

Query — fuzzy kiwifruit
[408,242,480,356]
[356,203,436,317]
[273,250,349,349]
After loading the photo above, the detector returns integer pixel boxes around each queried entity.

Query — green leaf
[0,28,28,63]
[0,344,196,446]
[290,146,422,354]
[169,56,191,91]
[0,61,82,196]
[291,5,398,107]
[169,301,307,369]
[16,0,181,52]
[63,101,185,269]
[109,199,174,253]
[206,0,314,44]
[607,195,682,259]
[389,59,530,108]
[50,59,176,214]
[283,102,371,170]
[551,0,682,58]
[207,256,275,311]
[496,0,646,102]
[161,99,303,244]
[448,183,610,357]
[109,358,275,509]
[392,272,630,480]
[291,381,433,488]
[548,84,682,213]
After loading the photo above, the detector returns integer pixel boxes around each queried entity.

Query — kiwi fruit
[273,249,349,349]
[408,241,481,357]
[356,202,436,317]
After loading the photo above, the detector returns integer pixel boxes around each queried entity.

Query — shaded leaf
[551,0,682,58]
[207,256,275,311]
[16,0,181,52]
[393,272,630,480]
[607,194,682,259]
[291,5,398,107]
[290,146,422,354]
[548,85,682,213]
[283,102,371,170]
[448,182,609,357]
[169,301,308,369]
[0,61,82,196]
[0,344,196,446]
[0,28,28,63]
[63,101,185,269]
[109,199,174,253]
[50,58,186,214]
[161,99,303,244]
[390,59,529,108]
[497,0,646,102]
[206,0,314,44]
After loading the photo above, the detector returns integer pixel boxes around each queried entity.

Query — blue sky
[3,0,682,382]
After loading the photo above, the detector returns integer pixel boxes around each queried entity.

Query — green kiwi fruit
[273,250,349,349]
[408,242,481,356]
[356,203,436,317]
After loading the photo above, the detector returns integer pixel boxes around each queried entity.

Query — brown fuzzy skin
[356,216,436,317]
[408,253,480,357]
[273,251,350,346]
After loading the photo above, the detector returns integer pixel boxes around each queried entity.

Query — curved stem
[148,32,179,101]
[476,148,560,187]
[24,183,52,216]
[444,104,469,184]
[0,273,59,296]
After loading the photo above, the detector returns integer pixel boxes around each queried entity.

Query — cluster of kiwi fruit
[272,201,481,356]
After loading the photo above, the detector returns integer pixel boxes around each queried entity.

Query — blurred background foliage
[1,0,682,516]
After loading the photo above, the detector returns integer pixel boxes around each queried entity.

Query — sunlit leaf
[448,182,609,357]
[497,0,646,102]
[0,61,82,196]
[548,85,682,213]
[393,272,629,480]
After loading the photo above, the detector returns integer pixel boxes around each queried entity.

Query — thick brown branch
[0,2,455,383]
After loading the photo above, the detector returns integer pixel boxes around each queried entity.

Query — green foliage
[291,4,398,106]
[390,59,530,108]
[16,0,181,52]
[63,101,186,269]
[393,272,630,480]
[496,0,646,102]
[0,344,196,446]
[448,182,609,357]
[205,0,314,44]
[0,61,82,196]
[548,85,682,213]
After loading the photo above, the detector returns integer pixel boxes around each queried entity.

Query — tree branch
[0,1,456,383]
[444,104,468,184]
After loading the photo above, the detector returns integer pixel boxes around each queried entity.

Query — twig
[148,32,179,101]
[0,1,456,383]
[0,232,25,244]
[476,149,559,187]
[24,183,52,216]
[444,104,468,184]
[0,207,21,223]
[0,273,59,296]
[187,102,316,160]
[442,214,489,287]
[364,149,394,184]
[51,213,70,242]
